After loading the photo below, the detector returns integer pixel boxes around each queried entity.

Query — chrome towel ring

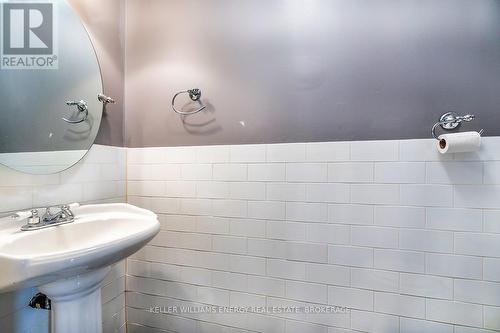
[172,88,206,115]
[62,100,88,124]
[431,112,484,139]
[62,94,116,124]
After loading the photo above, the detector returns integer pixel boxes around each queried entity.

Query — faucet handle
[28,209,40,225]
[59,205,75,218]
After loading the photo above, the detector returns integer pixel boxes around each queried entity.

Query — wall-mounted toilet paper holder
[431,112,484,140]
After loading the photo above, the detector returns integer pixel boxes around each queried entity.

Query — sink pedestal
[38,266,111,333]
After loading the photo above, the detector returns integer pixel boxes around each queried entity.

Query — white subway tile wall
[0,145,126,333]
[126,138,500,333]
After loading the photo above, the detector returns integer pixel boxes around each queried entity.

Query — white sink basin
[0,203,160,333]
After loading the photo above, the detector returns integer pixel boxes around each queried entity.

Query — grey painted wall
[125,0,500,147]
[69,0,125,147]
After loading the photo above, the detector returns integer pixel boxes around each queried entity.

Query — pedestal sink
[0,203,160,333]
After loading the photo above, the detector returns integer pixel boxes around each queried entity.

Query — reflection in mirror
[0,0,103,174]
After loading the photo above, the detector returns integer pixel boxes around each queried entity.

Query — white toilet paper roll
[437,131,481,154]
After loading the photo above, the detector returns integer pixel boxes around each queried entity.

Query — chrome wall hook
[431,112,484,139]
[63,100,88,124]
[98,94,115,106]
[172,88,206,115]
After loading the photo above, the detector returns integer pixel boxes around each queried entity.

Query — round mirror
[0,0,103,174]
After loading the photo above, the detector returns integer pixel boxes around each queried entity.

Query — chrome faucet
[42,205,75,223]
[21,205,76,231]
